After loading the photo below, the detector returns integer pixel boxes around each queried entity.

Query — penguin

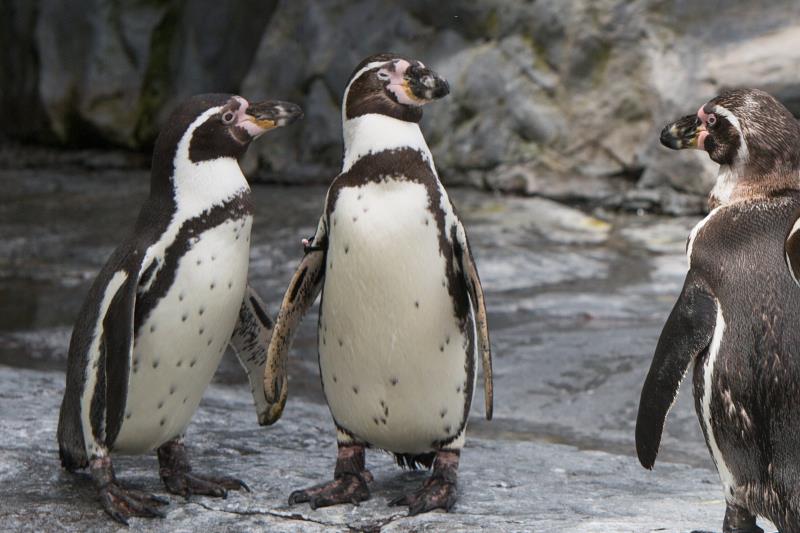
[56,93,302,525]
[261,53,493,515]
[637,88,800,533]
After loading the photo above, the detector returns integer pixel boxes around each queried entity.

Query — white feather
[342,114,434,174]
[319,179,475,454]
[701,303,737,501]
[113,217,252,454]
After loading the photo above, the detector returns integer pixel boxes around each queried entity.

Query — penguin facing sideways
[57,93,302,524]
[637,88,800,533]
[261,53,493,514]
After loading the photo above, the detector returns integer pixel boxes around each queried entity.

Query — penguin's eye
[377,71,390,81]
[222,111,236,125]
[707,113,717,127]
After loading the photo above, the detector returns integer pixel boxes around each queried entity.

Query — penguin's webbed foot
[161,471,250,499]
[288,471,371,509]
[722,501,763,533]
[288,442,371,509]
[99,482,169,525]
[389,449,459,515]
[157,438,250,499]
[90,456,168,525]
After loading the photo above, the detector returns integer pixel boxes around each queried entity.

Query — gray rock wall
[2,0,800,213]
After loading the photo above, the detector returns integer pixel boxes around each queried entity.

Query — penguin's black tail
[394,452,435,470]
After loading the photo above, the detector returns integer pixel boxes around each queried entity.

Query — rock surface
[0,167,784,531]
[3,2,800,213]
[0,365,774,533]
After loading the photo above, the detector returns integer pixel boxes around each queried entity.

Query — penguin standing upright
[57,93,302,524]
[637,89,800,533]
[262,53,493,515]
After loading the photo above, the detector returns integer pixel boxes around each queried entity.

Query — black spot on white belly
[169,385,176,395]
[198,327,204,335]
[152,360,159,369]
[390,377,398,386]
[160,418,166,426]
[210,282,215,290]
[414,301,419,308]
[181,313,188,322]
[176,359,183,367]
[157,401,164,409]
[198,306,205,316]
[338,338,343,347]
[332,374,337,382]
[150,324,156,333]
[190,359,196,367]
[352,386,359,394]
[440,408,447,418]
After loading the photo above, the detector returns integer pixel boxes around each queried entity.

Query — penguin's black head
[160,94,302,164]
[660,89,800,174]
[342,53,450,123]
[150,94,302,193]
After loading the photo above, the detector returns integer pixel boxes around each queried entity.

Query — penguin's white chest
[319,180,474,454]
[113,216,252,454]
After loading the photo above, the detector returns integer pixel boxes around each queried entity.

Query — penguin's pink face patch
[695,105,715,151]
[379,60,423,106]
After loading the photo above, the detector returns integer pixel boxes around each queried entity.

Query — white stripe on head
[172,105,249,220]
[341,60,392,124]
[714,105,749,164]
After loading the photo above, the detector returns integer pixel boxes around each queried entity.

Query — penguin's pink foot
[157,438,249,499]
[389,450,459,515]
[288,443,371,509]
[90,456,168,525]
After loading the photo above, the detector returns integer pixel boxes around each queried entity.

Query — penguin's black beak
[660,114,706,150]
[244,100,303,132]
[406,64,450,102]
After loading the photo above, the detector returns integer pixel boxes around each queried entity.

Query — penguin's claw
[99,482,169,525]
[287,473,370,509]
[389,475,457,515]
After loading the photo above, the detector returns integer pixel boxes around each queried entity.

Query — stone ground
[0,169,779,532]
[0,367,756,533]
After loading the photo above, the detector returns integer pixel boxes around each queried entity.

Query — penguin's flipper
[229,286,275,425]
[263,232,328,425]
[784,217,800,286]
[636,272,716,469]
[454,223,493,420]
[101,270,141,448]
[58,244,147,469]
